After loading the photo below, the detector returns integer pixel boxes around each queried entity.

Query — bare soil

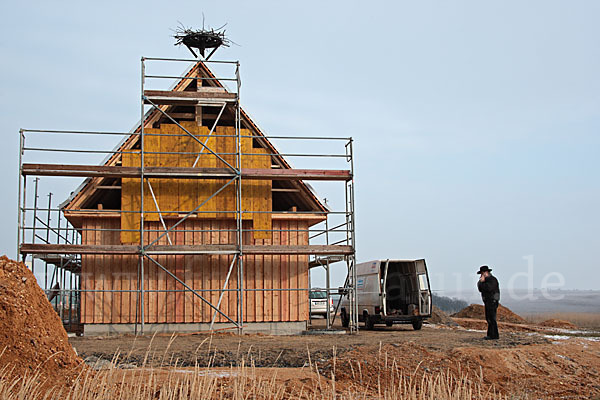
[69,315,600,398]
[2,255,598,399]
[539,318,578,329]
[452,303,527,324]
[452,317,542,333]
[330,339,600,399]
[430,305,459,326]
[0,256,84,386]
[69,321,549,369]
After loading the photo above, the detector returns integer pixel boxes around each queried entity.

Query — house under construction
[17,55,358,335]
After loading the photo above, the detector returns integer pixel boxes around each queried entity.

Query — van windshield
[309,291,327,299]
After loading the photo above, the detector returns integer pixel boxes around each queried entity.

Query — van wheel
[385,321,393,327]
[412,319,423,330]
[340,309,350,328]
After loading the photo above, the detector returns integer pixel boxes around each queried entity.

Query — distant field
[442,289,600,316]
[522,312,600,329]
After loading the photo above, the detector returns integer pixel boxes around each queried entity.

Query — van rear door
[415,259,431,316]
[381,259,389,316]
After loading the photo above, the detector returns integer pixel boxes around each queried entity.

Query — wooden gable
[121,124,272,243]
[63,61,326,226]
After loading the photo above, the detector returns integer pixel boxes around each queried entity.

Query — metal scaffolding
[17,56,358,334]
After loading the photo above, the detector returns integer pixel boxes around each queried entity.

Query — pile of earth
[428,305,458,326]
[450,318,539,333]
[326,340,600,398]
[452,303,527,324]
[539,319,578,329]
[0,256,83,386]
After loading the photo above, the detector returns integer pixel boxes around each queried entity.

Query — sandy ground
[68,317,600,398]
[6,253,598,398]
[70,319,552,368]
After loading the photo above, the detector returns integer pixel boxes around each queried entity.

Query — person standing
[477,265,500,340]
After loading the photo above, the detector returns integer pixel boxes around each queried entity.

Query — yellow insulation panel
[120,124,272,244]
[121,150,141,244]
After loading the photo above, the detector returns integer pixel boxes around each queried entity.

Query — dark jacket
[477,274,500,303]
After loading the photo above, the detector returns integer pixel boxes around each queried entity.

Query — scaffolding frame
[17,56,358,334]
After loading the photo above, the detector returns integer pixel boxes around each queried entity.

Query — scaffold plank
[22,164,235,179]
[21,164,352,181]
[20,243,354,256]
[242,168,352,181]
[144,89,237,104]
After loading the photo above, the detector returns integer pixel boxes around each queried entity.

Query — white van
[340,259,432,330]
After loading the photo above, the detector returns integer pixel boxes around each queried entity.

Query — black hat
[477,265,492,274]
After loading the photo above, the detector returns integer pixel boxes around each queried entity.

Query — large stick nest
[173,26,231,58]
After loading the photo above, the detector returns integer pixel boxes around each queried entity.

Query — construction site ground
[69,319,552,368]
[68,317,600,398]
[70,304,591,367]
[3,255,599,398]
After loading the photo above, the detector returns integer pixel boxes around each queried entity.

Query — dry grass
[523,312,600,329]
[0,364,507,400]
[0,342,508,400]
[0,363,288,400]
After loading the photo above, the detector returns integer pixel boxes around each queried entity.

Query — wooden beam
[22,164,236,179]
[272,188,300,192]
[145,90,234,99]
[241,245,350,256]
[21,244,140,255]
[20,243,353,256]
[144,90,237,106]
[62,211,327,224]
[22,164,352,181]
[64,211,121,219]
[242,168,352,181]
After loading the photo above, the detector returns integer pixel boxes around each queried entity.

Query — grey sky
[1,1,599,294]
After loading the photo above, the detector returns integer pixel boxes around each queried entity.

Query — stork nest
[173,26,231,58]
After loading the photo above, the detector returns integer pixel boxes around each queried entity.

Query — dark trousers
[484,300,499,339]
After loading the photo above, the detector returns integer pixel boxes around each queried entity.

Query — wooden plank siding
[80,218,310,324]
[83,119,310,326]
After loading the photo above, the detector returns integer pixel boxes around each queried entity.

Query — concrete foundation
[83,321,308,336]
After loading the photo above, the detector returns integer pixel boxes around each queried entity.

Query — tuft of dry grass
[0,364,507,400]
[523,312,600,329]
[0,356,508,399]
[0,338,508,400]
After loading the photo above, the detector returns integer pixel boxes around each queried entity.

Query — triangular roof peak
[63,60,327,215]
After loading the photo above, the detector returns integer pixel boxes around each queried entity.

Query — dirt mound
[538,319,578,329]
[452,318,539,333]
[429,305,458,326]
[452,303,527,324]
[0,256,82,385]
[329,340,600,398]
